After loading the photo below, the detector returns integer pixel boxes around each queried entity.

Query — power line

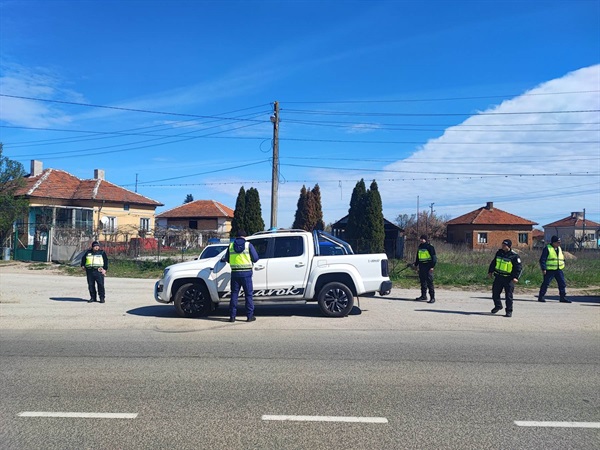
[282,108,600,117]
[0,94,271,120]
[281,90,600,104]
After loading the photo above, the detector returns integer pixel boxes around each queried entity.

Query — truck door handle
[254,265,265,270]
[295,262,305,267]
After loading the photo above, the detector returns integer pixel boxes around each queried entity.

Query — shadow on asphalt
[49,297,88,302]
[415,309,493,316]
[126,303,362,320]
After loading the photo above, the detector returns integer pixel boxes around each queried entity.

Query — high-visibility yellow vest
[546,245,565,270]
[418,248,432,262]
[84,253,104,268]
[494,256,513,276]
[229,242,252,272]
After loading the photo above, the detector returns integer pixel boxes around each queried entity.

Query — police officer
[414,234,436,303]
[81,241,108,303]
[225,229,259,322]
[487,239,522,318]
[538,235,570,303]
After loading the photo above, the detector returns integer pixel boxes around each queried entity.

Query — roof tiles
[446,205,537,226]
[156,200,234,219]
[15,169,162,206]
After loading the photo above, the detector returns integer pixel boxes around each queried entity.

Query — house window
[519,233,528,244]
[124,204,130,211]
[103,217,117,233]
[56,209,73,227]
[477,233,488,244]
[75,209,93,231]
[465,233,472,244]
[140,218,150,232]
[189,220,198,230]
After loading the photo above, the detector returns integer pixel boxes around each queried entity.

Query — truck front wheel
[174,282,211,318]
[317,282,354,317]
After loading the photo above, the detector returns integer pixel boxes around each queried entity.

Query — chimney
[94,169,105,180]
[571,212,583,220]
[486,201,494,210]
[30,160,43,177]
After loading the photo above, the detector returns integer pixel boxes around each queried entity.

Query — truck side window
[250,238,270,259]
[273,236,303,258]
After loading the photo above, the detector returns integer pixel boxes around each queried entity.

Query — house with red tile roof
[446,202,537,250]
[543,212,600,250]
[155,200,234,235]
[13,160,162,261]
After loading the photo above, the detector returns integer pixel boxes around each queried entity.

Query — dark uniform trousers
[229,275,255,319]
[492,275,514,313]
[86,269,105,301]
[419,266,435,299]
[539,269,567,299]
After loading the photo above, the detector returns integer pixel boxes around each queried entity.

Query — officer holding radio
[81,241,108,303]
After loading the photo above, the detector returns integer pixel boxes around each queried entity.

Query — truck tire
[174,282,211,318]
[317,282,354,317]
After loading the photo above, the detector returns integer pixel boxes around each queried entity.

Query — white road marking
[18,412,137,419]
[515,421,600,428]
[262,415,388,423]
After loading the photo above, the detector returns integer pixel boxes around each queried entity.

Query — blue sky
[1,0,599,228]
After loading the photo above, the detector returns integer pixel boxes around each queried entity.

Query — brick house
[543,212,600,250]
[446,202,537,250]
[155,200,234,235]
[13,160,163,261]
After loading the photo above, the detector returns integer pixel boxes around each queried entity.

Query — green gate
[14,222,51,262]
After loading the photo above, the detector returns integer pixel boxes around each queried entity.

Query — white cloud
[366,65,600,225]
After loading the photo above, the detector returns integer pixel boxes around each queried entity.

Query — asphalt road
[1,268,599,449]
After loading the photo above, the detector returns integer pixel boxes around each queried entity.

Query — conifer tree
[244,187,265,235]
[230,187,246,237]
[364,180,385,253]
[183,194,194,204]
[292,185,309,230]
[311,184,325,231]
[346,179,367,251]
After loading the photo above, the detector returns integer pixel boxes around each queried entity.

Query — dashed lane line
[262,415,388,423]
[18,412,138,419]
[515,421,600,428]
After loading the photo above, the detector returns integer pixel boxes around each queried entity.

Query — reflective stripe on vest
[494,256,513,276]
[85,253,104,268]
[418,249,432,262]
[546,245,565,270]
[229,242,252,271]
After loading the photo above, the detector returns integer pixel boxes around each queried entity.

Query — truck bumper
[154,280,170,304]
[378,281,392,296]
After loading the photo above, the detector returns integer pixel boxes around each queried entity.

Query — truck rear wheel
[317,282,354,317]
[174,282,211,318]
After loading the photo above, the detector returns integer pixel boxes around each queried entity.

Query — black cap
[420,235,427,241]
[92,241,100,247]
[502,239,512,248]
[551,235,561,243]
[236,229,247,237]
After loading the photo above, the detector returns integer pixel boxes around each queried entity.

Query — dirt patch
[0,261,70,275]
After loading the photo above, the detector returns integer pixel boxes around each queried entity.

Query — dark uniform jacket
[488,249,522,280]
[414,242,437,270]
[80,249,109,271]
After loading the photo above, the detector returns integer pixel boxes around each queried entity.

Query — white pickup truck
[154,229,392,318]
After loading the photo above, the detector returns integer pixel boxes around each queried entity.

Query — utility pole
[270,101,280,229]
[135,173,138,193]
[428,203,435,237]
